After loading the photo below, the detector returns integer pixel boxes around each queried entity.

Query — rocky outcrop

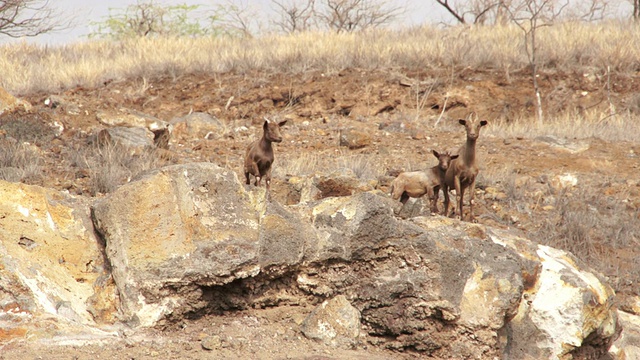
[0,180,118,342]
[0,163,623,358]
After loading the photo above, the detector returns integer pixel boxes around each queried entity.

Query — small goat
[390,150,458,214]
[244,118,287,191]
[443,114,488,221]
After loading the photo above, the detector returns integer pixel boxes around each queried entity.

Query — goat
[443,114,488,221]
[390,150,458,215]
[244,118,287,191]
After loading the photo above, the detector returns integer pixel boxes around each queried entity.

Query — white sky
[9,0,634,45]
[17,0,450,45]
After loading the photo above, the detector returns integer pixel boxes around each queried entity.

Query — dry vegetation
[0,20,639,307]
[1,21,640,94]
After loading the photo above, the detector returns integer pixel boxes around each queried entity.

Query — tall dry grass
[1,21,640,95]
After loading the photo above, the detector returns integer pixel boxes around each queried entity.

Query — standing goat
[390,150,458,215]
[443,115,488,221]
[244,118,287,191]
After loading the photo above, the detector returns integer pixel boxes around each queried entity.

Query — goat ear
[263,120,269,129]
[458,119,466,126]
[432,149,440,158]
[278,120,287,127]
[451,154,459,160]
[480,120,488,126]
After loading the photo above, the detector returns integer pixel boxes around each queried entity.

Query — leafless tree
[633,0,640,20]
[317,0,403,32]
[215,1,257,37]
[0,0,69,38]
[434,0,607,25]
[433,0,511,24]
[271,0,317,33]
[505,0,570,124]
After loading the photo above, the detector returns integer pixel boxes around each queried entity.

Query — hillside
[1,33,639,358]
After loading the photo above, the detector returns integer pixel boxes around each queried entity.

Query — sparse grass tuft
[0,139,43,184]
[71,142,163,195]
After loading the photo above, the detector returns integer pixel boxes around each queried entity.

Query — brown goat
[244,118,287,191]
[443,115,488,221]
[390,150,458,214]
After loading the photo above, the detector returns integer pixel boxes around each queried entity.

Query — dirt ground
[1,67,639,359]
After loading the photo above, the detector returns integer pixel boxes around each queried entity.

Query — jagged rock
[91,162,314,326]
[0,86,31,115]
[97,126,155,151]
[2,161,619,358]
[170,112,224,140]
[610,311,640,359]
[0,180,118,342]
[301,295,361,348]
[96,108,168,131]
[339,128,371,149]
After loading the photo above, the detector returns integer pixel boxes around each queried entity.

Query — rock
[0,86,31,115]
[0,180,118,342]
[170,112,224,140]
[609,311,640,360]
[97,126,155,151]
[301,295,361,348]
[550,173,578,190]
[492,229,617,360]
[96,108,168,130]
[201,335,222,350]
[91,162,313,326]
[339,128,371,149]
[1,167,617,358]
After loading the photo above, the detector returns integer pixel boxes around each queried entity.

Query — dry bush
[531,185,640,289]
[70,142,164,195]
[0,139,43,184]
[274,150,384,180]
[337,153,385,180]
[2,21,640,94]
[479,162,640,292]
[0,110,56,144]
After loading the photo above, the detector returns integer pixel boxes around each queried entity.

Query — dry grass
[274,150,385,180]
[69,142,164,195]
[487,110,640,142]
[1,21,640,95]
[0,139,43,183]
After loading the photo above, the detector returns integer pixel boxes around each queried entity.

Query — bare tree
[317,0,403,32]
[505,0,570,124]
[633,0,640,20]
[0,0,69,38]
[271,0,317,33]
[433,0,509,24]
[215,1,257,37]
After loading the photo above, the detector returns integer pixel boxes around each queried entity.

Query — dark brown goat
[244,118,287,191]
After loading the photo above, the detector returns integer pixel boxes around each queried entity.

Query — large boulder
[0,181,118,342]
[90,163,619,358]
[91,162,314,326]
